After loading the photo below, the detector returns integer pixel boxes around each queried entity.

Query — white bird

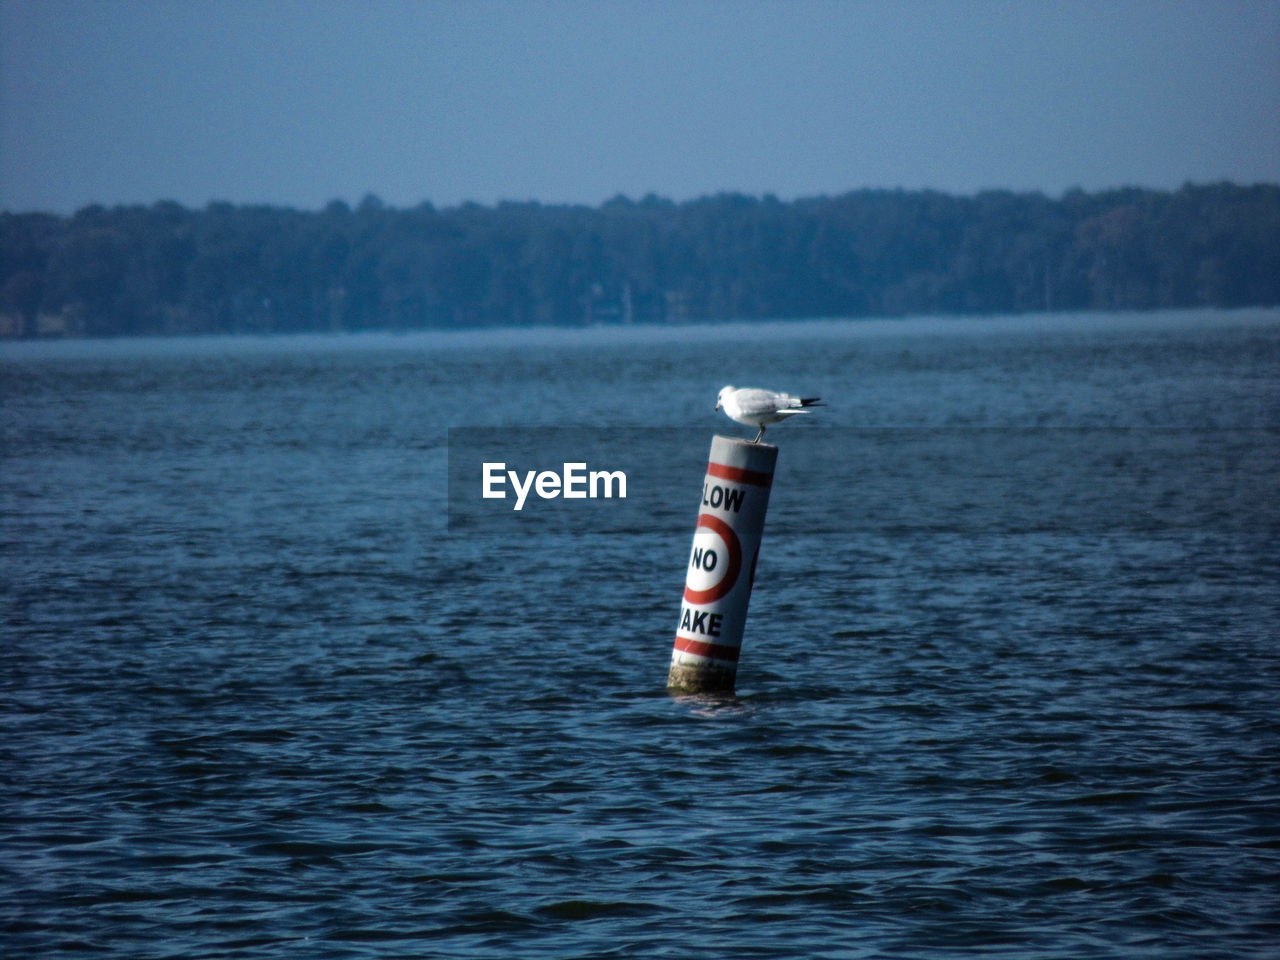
[715,385,824,443]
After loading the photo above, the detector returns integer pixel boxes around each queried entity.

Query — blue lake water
[3,309,1279,958]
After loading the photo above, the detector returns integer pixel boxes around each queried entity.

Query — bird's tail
[799,396,824,407]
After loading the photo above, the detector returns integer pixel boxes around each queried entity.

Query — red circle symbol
[683,513,742,605]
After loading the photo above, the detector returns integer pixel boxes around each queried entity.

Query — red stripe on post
[673,635,742,662]
[707,461,773,488]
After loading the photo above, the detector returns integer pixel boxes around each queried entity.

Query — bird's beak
[714,402,721,411]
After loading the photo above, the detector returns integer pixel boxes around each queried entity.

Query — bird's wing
[732,389,786,417]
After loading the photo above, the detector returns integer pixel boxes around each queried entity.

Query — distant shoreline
[4,184,1278,341]
[5,307,1278,362]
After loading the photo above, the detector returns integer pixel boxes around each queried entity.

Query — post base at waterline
[666,660,737,694]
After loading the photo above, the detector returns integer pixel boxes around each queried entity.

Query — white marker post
[668,435,778,693]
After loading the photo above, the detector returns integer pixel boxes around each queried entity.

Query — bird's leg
[753,424,765,443]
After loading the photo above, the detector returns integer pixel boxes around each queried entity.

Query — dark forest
[2,182,1277,338]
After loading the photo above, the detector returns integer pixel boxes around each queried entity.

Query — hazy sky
[3,0,1278,214]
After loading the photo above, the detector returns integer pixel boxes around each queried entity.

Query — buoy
[667,435,778,693]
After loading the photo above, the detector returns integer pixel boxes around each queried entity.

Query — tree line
[2,182,1277,338]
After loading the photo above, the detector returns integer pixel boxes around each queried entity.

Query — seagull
[715,385,824,443]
